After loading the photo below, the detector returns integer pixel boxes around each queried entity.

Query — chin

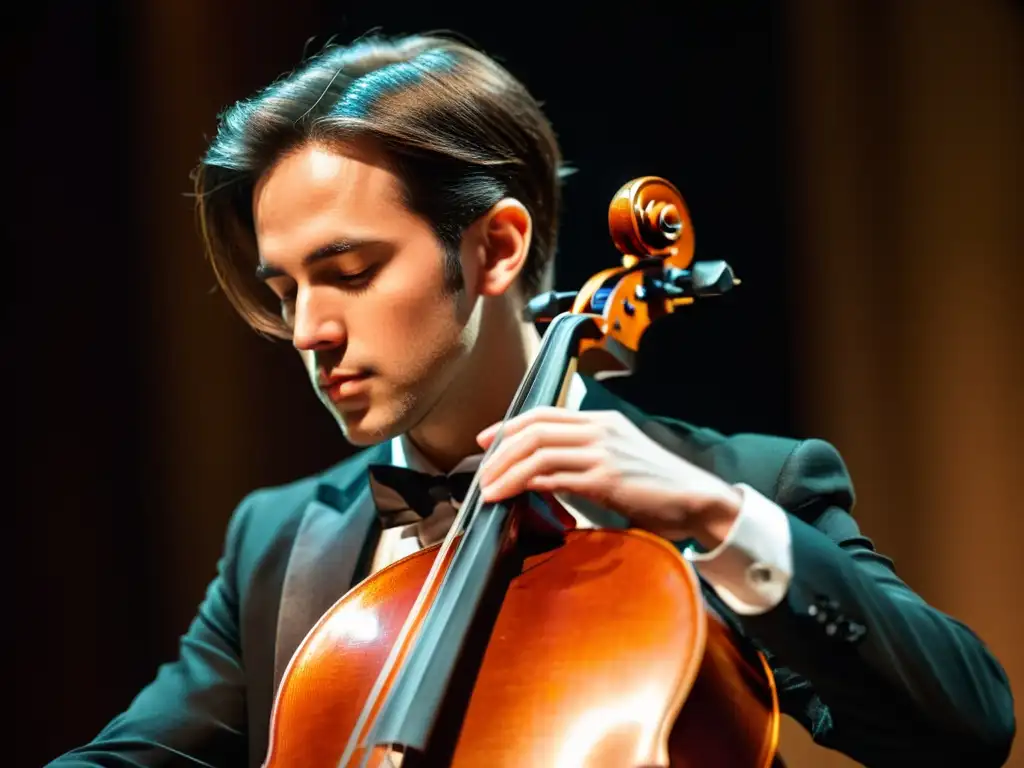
[335,412,393,447]
[332,398,417,447]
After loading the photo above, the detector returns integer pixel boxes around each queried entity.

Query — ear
[469,198,532,297]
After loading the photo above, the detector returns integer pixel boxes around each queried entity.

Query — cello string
[345,315,593,765]
[347,315,591,766]
[342,423,514,768]
[340,355,539,767]
[347,319,581,765]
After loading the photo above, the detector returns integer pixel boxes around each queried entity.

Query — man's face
[252,142,477,445]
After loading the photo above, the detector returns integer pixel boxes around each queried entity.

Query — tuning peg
[689,261,739,296]
[524,290,578,322]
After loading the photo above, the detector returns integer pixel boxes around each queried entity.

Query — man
[49,32,1014,767]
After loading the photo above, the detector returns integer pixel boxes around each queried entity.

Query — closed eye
[276,265,378,306]
[330,264,379,291]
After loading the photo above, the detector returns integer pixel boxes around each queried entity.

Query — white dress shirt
[370,374,793,616]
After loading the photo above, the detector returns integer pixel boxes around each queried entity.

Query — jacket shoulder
[650,415,854,514]
[648,415,808,500]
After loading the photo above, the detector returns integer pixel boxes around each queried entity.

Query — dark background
[13,1,1023,766]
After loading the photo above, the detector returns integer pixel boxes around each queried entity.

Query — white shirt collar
[390,372,589,475]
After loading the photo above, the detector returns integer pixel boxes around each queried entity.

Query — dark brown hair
[193,32,568,339]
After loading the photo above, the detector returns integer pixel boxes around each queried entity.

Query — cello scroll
[526,176,740,374]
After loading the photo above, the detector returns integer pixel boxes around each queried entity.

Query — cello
[264,176,780,767]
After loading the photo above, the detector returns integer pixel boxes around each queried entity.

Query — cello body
[264,523,779,767]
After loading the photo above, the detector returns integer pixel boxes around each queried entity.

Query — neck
[406,298,542,473]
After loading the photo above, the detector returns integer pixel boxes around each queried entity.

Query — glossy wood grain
[608,176,695,266]
[265,527,777,767]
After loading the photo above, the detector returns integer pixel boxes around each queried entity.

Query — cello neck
[347,312,607,761]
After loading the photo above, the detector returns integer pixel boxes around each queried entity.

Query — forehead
[252,142,407,258]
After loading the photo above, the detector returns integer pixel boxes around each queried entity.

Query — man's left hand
[476,407,742,548]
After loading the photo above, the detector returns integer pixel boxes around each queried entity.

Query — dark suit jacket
[49,379,1015,767]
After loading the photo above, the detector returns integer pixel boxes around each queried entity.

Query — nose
[291,286,346,352]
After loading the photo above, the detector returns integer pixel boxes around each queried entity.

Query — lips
[320,373,371,403]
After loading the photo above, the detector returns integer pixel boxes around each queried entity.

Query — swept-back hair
[193,32,567,338]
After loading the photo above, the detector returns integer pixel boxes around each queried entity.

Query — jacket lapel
[272,441,390,696]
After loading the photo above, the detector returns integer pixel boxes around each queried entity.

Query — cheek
[367,266,466,376]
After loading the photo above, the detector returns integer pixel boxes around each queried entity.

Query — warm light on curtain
[784,0,1023,765]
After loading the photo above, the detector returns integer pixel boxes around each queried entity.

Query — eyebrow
[255,238,380,281]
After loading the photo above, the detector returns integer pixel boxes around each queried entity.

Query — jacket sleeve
[45,496,257,767]
[739,437,1015,767]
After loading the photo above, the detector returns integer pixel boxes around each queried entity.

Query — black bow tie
[367,464,477,545]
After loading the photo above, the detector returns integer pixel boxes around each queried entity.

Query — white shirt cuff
[684,483,793,615]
